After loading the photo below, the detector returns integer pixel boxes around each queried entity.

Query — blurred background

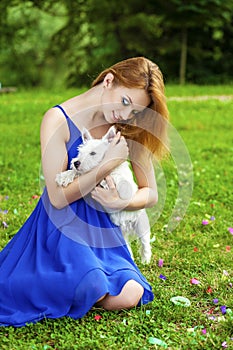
[0,0,233,89]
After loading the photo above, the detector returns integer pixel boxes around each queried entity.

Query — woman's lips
[112,111,120,122]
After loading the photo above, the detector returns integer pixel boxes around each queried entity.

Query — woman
[0,57,169,327]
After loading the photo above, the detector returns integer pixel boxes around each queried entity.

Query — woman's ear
[103,73,114,89]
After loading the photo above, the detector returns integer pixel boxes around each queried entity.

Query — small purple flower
[0,209,8,214]
[159,274,166,280]
[210,216,215,221]
[213,298,219,304]
[228,227,233,235]
[158,259,164,268]
[208,316,216,321]
[220,305,227,315]
[2,221,8,228]
[202,220,209,225]
[190,278,200,285]
[222,341,227,348]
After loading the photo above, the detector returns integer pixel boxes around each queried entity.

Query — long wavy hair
[92,57,169,161]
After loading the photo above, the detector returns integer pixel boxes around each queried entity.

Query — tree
[0,0,233,87]
[47,0,165,86]
[154,0,233,84]
[0,1,66,87]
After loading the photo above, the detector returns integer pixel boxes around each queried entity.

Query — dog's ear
[82,128,93,143]
[102,126,116,143]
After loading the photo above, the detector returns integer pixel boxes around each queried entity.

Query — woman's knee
[122,280,144,308]
[96,280,144,310]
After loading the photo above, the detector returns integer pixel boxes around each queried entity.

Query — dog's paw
[55,170,76,187]
[117,180,133,200]
[140,246,152,264]
[55,173,64,186]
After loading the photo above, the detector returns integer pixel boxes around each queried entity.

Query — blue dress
[0,105,153,327]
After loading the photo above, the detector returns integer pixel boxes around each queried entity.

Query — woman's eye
[90,151,96,156]
[122,97,130,106]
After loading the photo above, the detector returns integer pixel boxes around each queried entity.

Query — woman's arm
[40,108,128,209]
[127,159,158,209]
[91,157,158,211]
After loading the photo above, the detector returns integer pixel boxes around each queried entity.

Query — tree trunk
[179,27,188,85]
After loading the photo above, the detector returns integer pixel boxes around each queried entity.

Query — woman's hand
[91,175,129,212]
[101,132,129,171]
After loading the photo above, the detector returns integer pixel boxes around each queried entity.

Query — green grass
[0,86,233,349]
[165,83,233,97]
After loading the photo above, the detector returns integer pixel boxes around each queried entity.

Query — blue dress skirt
[0,105,154,327]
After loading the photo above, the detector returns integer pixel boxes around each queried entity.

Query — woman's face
[101,73,151,124]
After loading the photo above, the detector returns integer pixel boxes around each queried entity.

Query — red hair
[92,57,169,160]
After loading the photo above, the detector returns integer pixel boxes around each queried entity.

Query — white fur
[56,126,152,263]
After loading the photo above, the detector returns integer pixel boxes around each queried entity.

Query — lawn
[0,85,233,349]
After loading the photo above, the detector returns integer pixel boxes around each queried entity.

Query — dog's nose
[73,160,81,169]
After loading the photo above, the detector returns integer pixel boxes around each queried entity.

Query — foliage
[0,86,233,348]
[154,0,233,83]
[0,0,233,87]
[0,1,66,87]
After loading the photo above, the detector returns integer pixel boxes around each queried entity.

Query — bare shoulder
[41,107,66,130]
[41,107,69,140]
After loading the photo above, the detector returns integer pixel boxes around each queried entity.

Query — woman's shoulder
[40,106,70,142]
[41,106,67,128]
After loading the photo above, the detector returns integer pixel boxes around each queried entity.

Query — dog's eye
[90,151,96,156]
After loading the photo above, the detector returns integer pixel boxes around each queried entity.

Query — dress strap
[53,105,70,120]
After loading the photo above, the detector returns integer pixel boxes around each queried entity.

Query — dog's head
[70,126,116,174]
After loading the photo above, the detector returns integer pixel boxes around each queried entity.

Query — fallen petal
[94,315,102,321]
[202,220,209,225]
[187,327,195,333]
[159,274,166,280]
[158,259,164,267]
[170,296,191,307]
[190,278,200,285]
[148,337,168,348]
[2,221,8,228]
[223,270,229,276]
[213,244,220,248]
[220,305,227,315]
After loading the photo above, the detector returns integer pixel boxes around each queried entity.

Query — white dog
[56,126,152,264]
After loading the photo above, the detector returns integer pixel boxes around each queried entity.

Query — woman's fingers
[105,175,116,189]
[102,132,129,171]
[109,131,121,145]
